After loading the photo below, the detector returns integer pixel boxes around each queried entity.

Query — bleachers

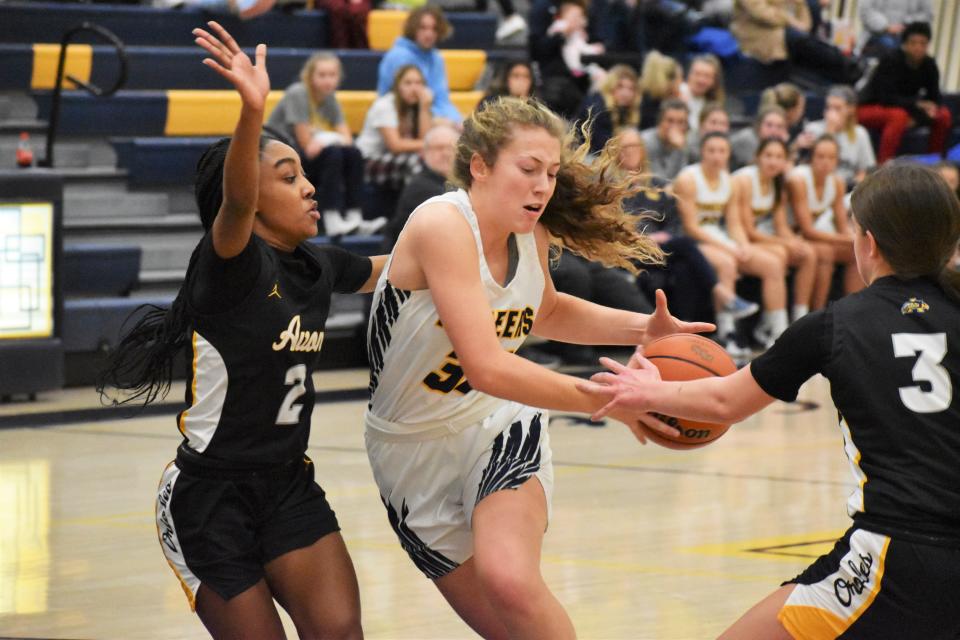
[0,44,506,92]
[63,243,142,297]
[33,87,484,137]
[0,2,496,49]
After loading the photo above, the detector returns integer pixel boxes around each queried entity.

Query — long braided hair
[98,135,275,406]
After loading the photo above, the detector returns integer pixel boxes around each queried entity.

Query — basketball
[640,333,738,449]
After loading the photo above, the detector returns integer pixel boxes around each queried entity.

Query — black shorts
[778,525,960,639]
[155,449,340,609]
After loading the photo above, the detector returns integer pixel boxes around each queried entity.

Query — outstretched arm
[193,21,270,259]
[579,355,776,425]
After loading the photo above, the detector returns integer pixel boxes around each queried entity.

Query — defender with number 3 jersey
[750,274,960,638]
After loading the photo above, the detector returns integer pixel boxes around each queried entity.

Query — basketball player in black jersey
[99,22,384,639]
[579,163,960,639]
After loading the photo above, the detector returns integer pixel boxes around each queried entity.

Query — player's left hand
[644,289,714,344]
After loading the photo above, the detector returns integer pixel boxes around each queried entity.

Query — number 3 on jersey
[276,364,308,425]
[892,333,952,413]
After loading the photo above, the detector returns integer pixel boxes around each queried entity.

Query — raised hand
[644,289,714,344]
[193,21,269,112]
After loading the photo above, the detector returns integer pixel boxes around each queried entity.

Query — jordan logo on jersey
[272,315,325,352]
[268,283,282,299]
[900,297,929,314]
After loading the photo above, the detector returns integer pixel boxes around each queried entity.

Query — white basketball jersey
[366,189,545,434]
[734,165,775,224]
[681,163,731,227]
[794,164,837,233]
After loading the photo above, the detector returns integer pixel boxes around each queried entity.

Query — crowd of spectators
[151,0,959,362]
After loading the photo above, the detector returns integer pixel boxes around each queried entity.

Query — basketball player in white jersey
[674,132,789,351]
[365,97,713,639]
[733,137,831,318]
[788,134,863,302]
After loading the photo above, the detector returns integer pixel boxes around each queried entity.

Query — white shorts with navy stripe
[364,402,554,579]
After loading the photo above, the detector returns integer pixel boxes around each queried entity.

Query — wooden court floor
[0,366,853,639]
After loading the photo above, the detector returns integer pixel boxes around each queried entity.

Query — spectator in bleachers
[679,54,726,134]
[357,64,431,190]
[640,98,690,180]
[639,50,682,130]
[787,134,863,299]
[618,127,758,325]
[733,137,827,318]
[674,132,789,350]
[687,102,731,162]
[857,21,952,164]
[759,83,812,152]
[731,0,860,84]
[698,102,731,136]
[858,0,932,57]
[730,104,789,170]
[267,53,370,236]
[384,123,459,251]
[804,85,876,188]
[528,0,603,118]
[376,6,463,125]
[317,0,370,48]
[577,64,641,154]
[479,60,536,109]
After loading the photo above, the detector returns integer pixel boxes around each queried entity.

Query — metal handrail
[39,22,127,168]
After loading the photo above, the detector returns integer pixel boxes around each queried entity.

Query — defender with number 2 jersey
[179,233,371,466]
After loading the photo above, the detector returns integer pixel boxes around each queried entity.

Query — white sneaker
[357,216,388,235]
[752,324,776,351]
[323,211,360,237]
[496,14,527,41]
[723,335,751,361]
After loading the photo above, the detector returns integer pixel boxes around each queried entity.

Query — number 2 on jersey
[276,364,308,425]
[892,333,952,413]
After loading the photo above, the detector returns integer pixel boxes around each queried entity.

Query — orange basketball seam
[646,354,726,377]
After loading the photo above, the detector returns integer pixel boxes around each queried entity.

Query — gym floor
[0,366,850,639]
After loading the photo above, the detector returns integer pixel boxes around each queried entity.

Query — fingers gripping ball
[642,334,737,449]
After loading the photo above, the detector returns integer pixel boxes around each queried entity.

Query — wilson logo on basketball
[272,315,325,352]
[651,413,712,440]
[690,344,715,361]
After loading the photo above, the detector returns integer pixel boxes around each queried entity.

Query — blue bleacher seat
[35,91,167,136]
[111,137,215,186]
[0,2,327,48]
[0,3,496,50]
[0,44,387,92]
[63,243,142,296]
[63,296,173,353]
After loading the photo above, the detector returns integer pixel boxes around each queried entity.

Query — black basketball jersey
[751,276,960,544]
[178,234,370,467]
